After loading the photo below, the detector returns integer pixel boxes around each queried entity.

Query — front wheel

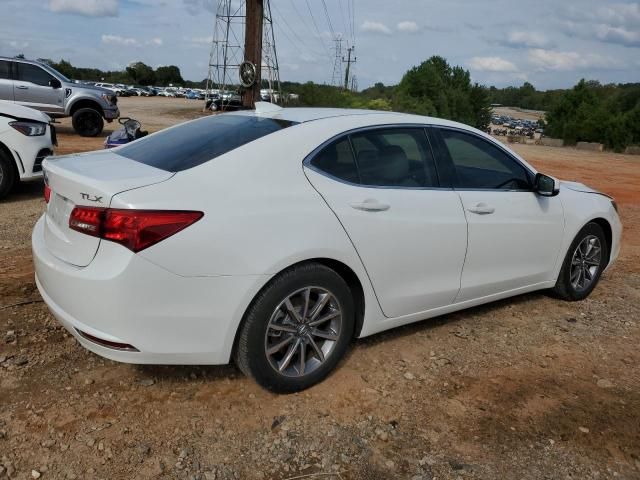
[552,222,608,301]
[235,263,355,393]
[72,108,104,137]
[0,150,17,199]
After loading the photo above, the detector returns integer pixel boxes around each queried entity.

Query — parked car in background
[33,105,621,392]
[206,91,242,111]
[0,57,119,136]
[0,100,55,198]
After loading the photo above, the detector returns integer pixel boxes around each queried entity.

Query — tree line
[30,55,639,151]
[37,58,205,88]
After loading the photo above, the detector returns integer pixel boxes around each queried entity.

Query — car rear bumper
[32,216,269,365]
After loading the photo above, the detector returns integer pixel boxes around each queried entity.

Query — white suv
[0,100,55,198]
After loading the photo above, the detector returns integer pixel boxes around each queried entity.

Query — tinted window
[118,114,296,172]
[17,63,54,86]
[310,138,359,184]
[351,128,438,187]
[0,61,10,80]
[440,129,531,190]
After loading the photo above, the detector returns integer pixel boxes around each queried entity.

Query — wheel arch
[589,217,613,265]
[69,98,104,117]
[0,140,19,176]
[231,257,367,360]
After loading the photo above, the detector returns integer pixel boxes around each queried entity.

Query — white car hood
[561,180,611,198]
[0,100,51,123]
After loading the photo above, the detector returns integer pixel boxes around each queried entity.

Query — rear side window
[16,63,54,86]
[350,128,438,187]
[0,61,10,80]
[117,114,297,172]
[309,138,359,183]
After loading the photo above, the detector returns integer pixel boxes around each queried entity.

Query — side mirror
[534,173,560,197]
[49,78,62,89]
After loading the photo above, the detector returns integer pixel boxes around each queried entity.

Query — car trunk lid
[43,150,174,267]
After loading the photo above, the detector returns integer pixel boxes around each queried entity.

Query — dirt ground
[1,98,639,480]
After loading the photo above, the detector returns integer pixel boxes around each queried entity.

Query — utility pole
[342,46,356,91]
[242,0,263,108]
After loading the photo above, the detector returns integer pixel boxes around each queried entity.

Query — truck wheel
[0,150,17,200]
[72,108,104,137]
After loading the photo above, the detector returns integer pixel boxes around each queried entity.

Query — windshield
[40,63,71,83]
[117,114,297,172]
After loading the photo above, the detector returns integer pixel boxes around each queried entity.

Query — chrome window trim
[302,123,453,191]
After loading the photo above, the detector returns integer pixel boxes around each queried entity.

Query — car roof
[229,104,472,130]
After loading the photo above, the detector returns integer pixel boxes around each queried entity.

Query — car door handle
[350,199,390,212]
[16,86,28,90]
[467,203,495,215]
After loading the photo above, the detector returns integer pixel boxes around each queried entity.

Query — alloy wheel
[264,287,342,377]
[570,234,602,292]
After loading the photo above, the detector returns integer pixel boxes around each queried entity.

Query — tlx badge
[80,193,103,203]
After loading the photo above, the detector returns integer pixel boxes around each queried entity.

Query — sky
[0,0,638,90]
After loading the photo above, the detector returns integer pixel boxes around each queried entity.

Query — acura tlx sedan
[32,103,622,392]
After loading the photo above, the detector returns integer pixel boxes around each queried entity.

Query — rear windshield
[117,114,297,172]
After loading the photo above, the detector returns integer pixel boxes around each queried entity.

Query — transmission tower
[205,0,281,108]
[331,37,343,88]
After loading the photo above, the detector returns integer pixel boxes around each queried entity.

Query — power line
[304,0,332,58]
[337,0,350,41]
[320,0,337,40]
[270,2,326,59]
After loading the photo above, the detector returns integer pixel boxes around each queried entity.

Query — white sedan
[32,104,621,392]
[0,100,56,198]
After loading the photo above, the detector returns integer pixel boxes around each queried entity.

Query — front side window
[0,61,11,80]
[118,114,297,172]
[350,128,438,187]
[440,129,531,190]
[16,63,54,87]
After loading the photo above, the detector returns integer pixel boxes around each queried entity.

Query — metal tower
[331,37,343,88]
[205,0,281,107]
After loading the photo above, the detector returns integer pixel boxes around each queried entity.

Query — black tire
[235,263,355,393]
[0,149,17,200]
[72,108,104,137]
[552,222,608,301]
[209,101,219,112]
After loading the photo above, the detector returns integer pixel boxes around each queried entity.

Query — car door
[304,126,468,318]
[13,62,65,114]
[0,60,14,102]
[432,127,564,302]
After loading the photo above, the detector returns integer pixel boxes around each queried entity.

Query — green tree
[126,62,156,85]
[155,65,184,86]
[392,55,491,129]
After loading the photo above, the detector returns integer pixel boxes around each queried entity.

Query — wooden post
[242,0,263,109]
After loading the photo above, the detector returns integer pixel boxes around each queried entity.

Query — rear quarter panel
[110,116,401,332]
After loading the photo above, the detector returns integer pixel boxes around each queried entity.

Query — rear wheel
[72,108,104,137]
[235,263,354,393]
[0,149,17,199]
[552,222,608,301]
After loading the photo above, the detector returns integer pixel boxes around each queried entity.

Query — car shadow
[354,290,548,349]
[1,180,44,203]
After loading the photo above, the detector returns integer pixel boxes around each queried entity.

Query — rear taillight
[44,184,51,203]
[69,207,203,252]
